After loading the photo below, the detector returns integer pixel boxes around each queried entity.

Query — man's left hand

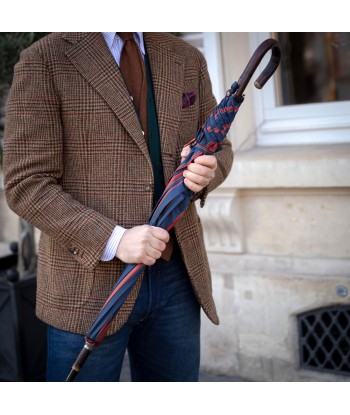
[181,145,217,193]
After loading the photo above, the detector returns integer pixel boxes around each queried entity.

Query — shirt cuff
[100,225,127,261]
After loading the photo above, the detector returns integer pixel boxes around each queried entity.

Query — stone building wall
[199,32,350,381]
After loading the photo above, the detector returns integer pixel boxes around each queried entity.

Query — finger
[142,255,157,266]
[181,145,191,162]
[183,178,204,193]
[186,163,215,179]
[149,238,166,252]
[183,170,209,187]
[181,145,191,157]
[145,246,163,260]
[150,226,170,243]
[194,155,217,168]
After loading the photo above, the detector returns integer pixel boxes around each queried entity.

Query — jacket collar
[101,32,146,58]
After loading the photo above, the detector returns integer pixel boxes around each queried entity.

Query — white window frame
[203,33,225,102]
[250,32,350,146]
[182,32,224,102]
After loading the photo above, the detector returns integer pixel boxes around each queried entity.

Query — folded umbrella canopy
[66,38,281,381]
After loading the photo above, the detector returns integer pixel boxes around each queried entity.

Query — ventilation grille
[298,306,350,376]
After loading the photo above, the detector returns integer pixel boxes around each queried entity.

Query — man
[4,32,233,381]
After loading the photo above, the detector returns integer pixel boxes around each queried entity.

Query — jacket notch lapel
[64,32,151,165]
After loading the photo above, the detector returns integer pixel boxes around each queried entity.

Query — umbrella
[66,38,281,381]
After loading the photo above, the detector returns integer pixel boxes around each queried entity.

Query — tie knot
[117,32,134,42]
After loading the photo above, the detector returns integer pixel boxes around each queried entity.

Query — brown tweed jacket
[4,32,233,335]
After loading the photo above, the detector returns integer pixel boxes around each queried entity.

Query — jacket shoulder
[18,32,74,62]
[152,33,206,65]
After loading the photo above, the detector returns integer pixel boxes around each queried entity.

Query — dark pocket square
[182,90,196,109]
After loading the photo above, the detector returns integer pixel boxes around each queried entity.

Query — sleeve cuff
[100,225,127,261]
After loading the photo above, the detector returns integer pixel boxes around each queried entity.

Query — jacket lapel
[144,33,185,160]
[63,32,151,165]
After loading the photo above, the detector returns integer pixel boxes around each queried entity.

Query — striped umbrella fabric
[66,38,281,381]
[66,81,244,381]
[87,81,243,344]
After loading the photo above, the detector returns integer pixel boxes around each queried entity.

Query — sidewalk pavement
[120,354,247,382]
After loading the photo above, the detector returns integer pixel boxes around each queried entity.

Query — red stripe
[152,158,196,217]
[100,263,144,312]
[166,210,185,231]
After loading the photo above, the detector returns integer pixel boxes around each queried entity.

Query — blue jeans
[46,246,200,382]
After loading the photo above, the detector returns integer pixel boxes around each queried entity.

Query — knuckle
[184,178,192,189]
[138,249,147,261]
[142,225,151,233]
[141,230,150,240]
[149,258,156,265]
[158,228,168,240]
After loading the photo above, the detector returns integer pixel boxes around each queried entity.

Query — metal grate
[298,306,350,376]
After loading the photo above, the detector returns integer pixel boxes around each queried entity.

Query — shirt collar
[102,32,145,55]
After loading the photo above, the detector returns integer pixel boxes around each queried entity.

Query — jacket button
[68,247,78,255]
[145,185,151,191]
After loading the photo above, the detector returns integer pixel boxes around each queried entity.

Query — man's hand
[116,225,169,266]
[181,145,218,193]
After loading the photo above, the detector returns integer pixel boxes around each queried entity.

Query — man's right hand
[115,225,170,266]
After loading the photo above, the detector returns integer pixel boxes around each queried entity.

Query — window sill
[227,143,350,189]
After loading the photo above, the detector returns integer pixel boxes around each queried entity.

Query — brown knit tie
[117,32,148,140]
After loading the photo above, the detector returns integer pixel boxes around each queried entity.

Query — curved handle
[234,38,281,99]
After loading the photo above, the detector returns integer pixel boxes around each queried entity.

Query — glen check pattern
[4,32,234,335]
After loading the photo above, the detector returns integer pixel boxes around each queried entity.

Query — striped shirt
[102,32,145,65]
[100,32,145,261]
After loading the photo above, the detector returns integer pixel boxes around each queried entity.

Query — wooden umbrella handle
[234,38,281,99]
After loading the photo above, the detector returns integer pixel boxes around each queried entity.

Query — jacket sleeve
[3,46,117,270]
[192,54,234,207]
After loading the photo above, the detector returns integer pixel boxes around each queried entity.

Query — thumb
[181,145,191,161]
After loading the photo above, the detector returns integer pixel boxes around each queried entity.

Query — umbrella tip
[254,81,262,89]
[66,368,79,382]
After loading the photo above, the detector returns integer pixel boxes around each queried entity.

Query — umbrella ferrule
[66,341,94,381]
[84,341,95,351]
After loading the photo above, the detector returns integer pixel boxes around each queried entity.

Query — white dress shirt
[100,32,145,261]
[102,32,145,65]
